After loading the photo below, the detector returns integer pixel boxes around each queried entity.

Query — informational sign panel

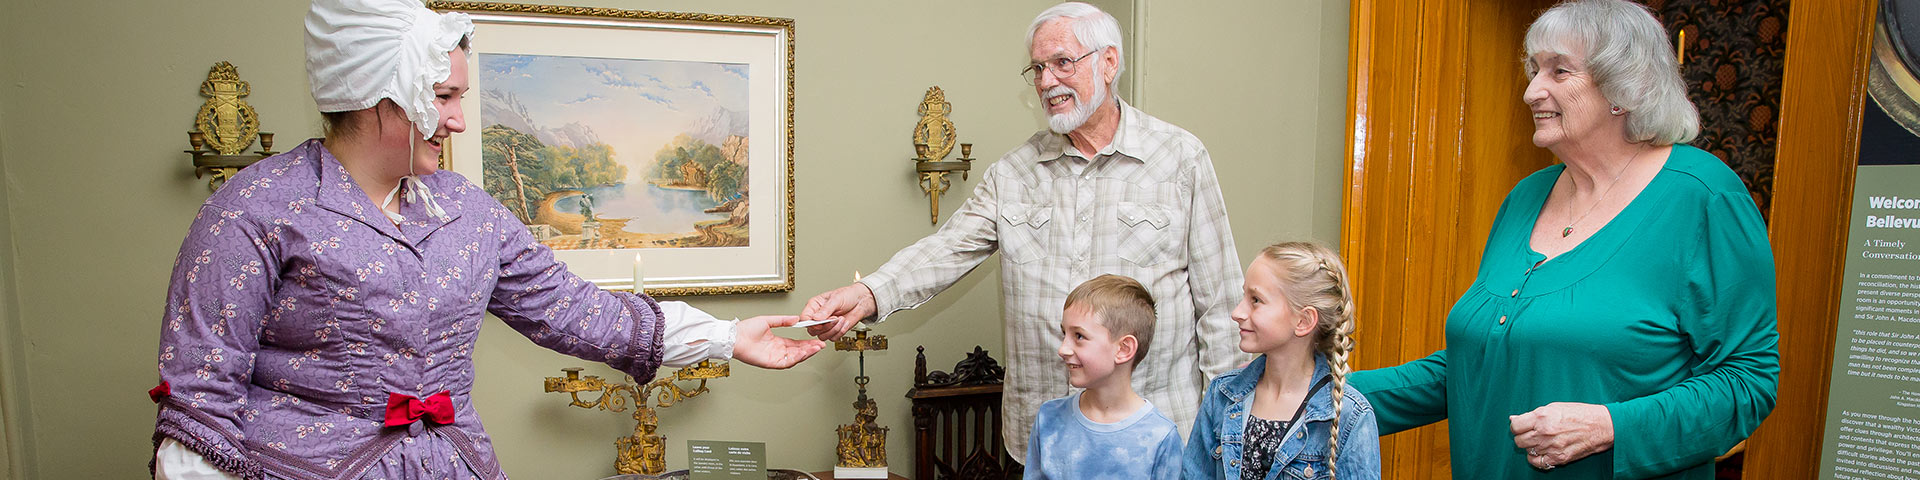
[1820,169,1920,478]
[688,440,766,480]
[1819,3,1920,477]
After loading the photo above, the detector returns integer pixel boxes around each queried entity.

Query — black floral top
[1241,415,1293,480]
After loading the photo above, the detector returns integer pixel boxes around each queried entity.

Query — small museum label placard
[689,440,766,479]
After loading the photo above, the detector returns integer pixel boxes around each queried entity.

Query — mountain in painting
[482,88,604,149]
[686,106,747,146]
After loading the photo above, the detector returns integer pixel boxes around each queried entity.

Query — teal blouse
[1350,145,1780,479]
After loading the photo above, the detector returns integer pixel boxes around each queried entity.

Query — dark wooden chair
[907,346,1018,480]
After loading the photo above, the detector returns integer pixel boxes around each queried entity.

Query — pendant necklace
[1561,149,1643,238]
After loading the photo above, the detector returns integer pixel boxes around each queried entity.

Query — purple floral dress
[151,139,665,480]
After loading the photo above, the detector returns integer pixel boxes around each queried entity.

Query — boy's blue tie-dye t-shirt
[1023,393,1184,479]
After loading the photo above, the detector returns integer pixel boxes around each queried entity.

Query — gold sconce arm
[673,359,731,380]
[544,367,631,411]
[543,367,607,393]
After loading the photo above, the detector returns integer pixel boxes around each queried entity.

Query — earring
[1610,105,1626,116]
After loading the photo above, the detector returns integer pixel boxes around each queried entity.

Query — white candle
[854,271,862,282]
[633,254,645,293]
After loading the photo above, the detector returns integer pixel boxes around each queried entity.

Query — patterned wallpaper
[1647,0,1790,220]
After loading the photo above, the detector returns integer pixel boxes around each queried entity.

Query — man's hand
[1510,402,1614,471]
[731,315,825,369]
[800,283,877,340]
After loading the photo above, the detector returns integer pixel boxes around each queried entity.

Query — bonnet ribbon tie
[378,175,447,223]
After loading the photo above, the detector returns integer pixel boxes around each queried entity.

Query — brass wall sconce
[185,62,275,192]
[543,361,730,476]
[912,87,975,225]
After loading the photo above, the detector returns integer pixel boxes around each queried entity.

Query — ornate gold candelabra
[543,361,730,476]
[184,62,276,192]
[833,327,890,478]
[911,86,975,225]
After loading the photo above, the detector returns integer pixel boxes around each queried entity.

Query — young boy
[1023,274,1183,479]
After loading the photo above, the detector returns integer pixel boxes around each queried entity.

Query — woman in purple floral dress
[148,1,824,479]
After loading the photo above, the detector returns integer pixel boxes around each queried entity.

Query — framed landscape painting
[433,2,793,295]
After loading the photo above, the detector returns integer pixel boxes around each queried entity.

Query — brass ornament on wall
[912,87,957,164]
[185,62,275,192]
[197,62,260,155]
[911,87,974,225]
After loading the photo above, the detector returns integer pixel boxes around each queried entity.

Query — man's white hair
[1026,2,1124,94]
[1524,0,1699,145]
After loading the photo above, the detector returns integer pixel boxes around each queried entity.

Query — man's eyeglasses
[1020,50,1098,86]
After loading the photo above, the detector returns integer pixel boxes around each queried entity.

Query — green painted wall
[0,27,20,477]
[0,3,28,476]
[1134,0,1352,246]
[0,0,1348,478]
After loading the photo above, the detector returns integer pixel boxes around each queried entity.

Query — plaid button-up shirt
[860,101,1247,459]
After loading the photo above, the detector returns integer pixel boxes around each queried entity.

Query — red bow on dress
[384,391,456,427]
[149,381,171,403]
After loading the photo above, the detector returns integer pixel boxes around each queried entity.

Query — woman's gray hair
[1525,0,1699,145]
[1026,2,1125,92]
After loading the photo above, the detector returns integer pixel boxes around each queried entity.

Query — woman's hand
[1510,402,1614,471]
[731,315,826,369]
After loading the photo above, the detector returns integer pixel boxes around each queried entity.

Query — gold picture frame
[432,1,794,296]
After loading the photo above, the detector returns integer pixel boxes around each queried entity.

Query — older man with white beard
[800,2,1245,462]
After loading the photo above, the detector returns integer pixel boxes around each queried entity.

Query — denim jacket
[1183,354,1381,480]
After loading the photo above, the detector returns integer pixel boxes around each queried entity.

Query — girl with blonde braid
[1183,242,1380,480]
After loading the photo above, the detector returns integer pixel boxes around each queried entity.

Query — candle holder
[910,87,975,226]
[833,327,890,479]
[185,62,276,192]
[543,361,730,477]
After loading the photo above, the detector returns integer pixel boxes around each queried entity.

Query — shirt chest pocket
[1116,202,1177,266]
[998,203,1052,264]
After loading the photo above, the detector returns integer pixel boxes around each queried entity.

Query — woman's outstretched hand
[731,315,826,369]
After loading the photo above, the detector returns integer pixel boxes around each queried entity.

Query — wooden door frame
[1740,1,1876,477]
[1344,0,1872,476]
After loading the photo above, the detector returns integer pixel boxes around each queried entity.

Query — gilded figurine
[837,396,888,468]
[615,406,667,475]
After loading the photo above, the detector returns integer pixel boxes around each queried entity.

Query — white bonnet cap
[305,0,474,140]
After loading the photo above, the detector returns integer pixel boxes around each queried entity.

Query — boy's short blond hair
[1063,274,1156,367]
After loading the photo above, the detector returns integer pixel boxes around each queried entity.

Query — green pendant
[1561,226,1573,237]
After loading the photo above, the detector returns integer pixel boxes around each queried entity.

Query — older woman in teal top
[1348,1,1779,478]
